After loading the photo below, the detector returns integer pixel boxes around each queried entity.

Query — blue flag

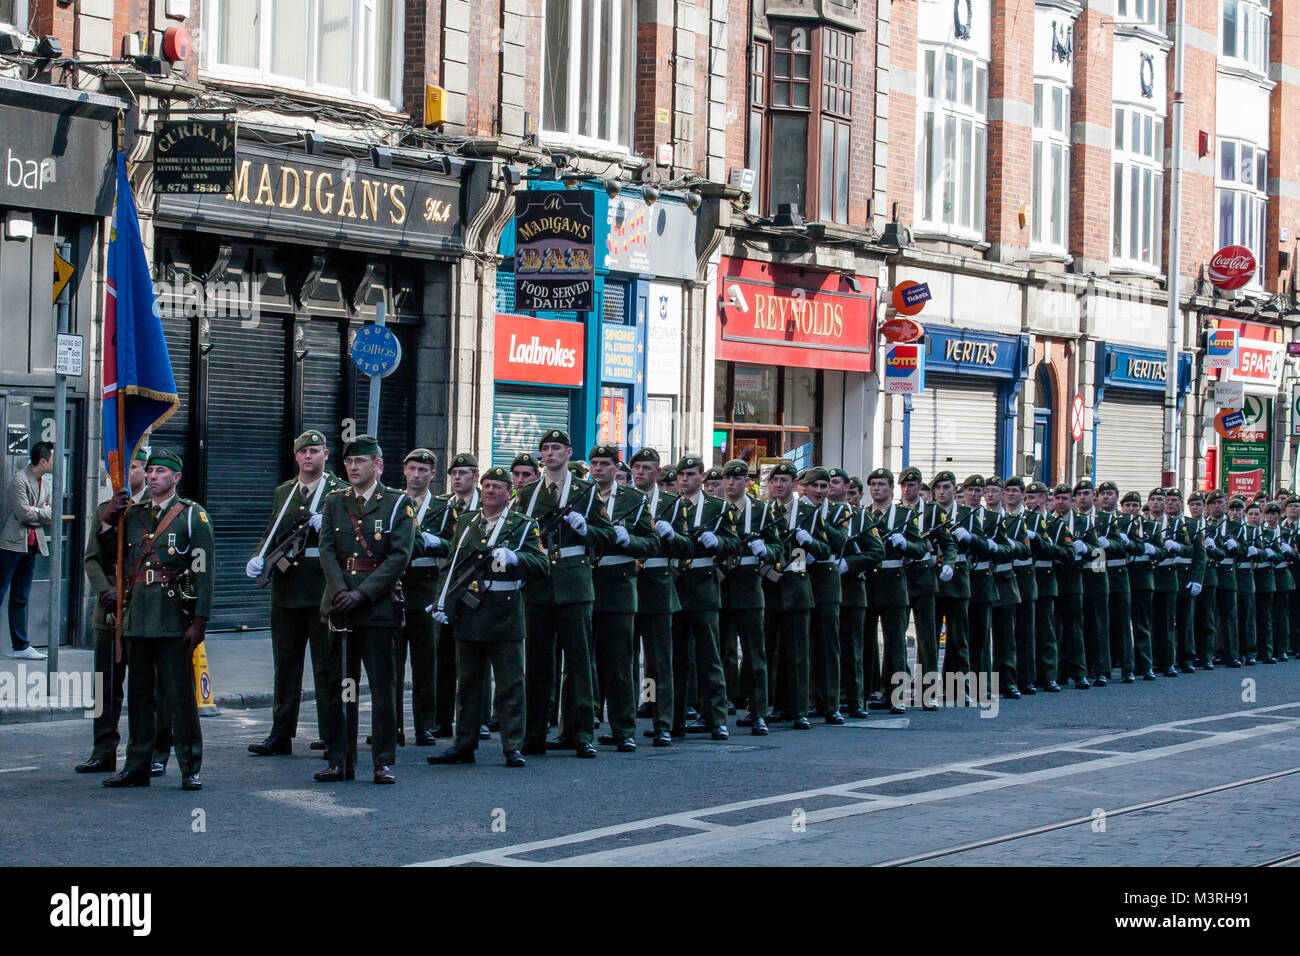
[102,152,178,485]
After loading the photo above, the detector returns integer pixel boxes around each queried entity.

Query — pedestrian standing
[0,442,54,660]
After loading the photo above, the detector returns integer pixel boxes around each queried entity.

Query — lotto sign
[1206,328,1238,371]
[884,343,924,393]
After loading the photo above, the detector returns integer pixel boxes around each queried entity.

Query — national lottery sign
[1206,328,1238,371]
[884,342,924,394]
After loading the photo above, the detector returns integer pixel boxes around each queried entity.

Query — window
[205,0,402,106]
[917,44,988,238]
[1111,105,1164,269]
[1031,80,1070,252]
[1221,0,1270,75]
[542,0,636,151]
[1216,137,1268,286]
[1116,0,1161,26]
[746,22,855,225]
[0,1,27,29]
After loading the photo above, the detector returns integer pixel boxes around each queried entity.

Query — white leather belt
[954,555,968,564]
[1106,559,1127,568]
[484,580,523,591]
[1220,558,1235,565]
[410,557,437,567]
[1275,562,1288,569]
[1172,556,1191,565]
[304,547,320,557]
[1034,560,1052,568]
[1013,559,1034,567]
[880,559,904,568]
[688,557,714,569]
[994,563,1013,573]
[972,561,990,571]
[598,555,634,566]
[556,546,587,559]
[643,557,671,568]
[738,556,759,566]
[916,554,935,563]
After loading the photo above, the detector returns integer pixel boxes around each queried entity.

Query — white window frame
[1220,0,1270,77]
[0,0,28,31]
[1111,103,1165,272]
[202,0,404,110]
[1031,78,1071,254]
[541,0,636,153]
[916,43,988,240]
[1115,0,1162,27]
[1215,136,1268,288]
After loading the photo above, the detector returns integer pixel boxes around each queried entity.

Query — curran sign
[494,313,584,387]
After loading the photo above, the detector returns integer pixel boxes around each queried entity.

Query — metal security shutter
[302,318,345,464]
[149,311,193,486]
[352,323,416,487]
[492,388,571,467]
[906,376,999,480]
[205,312,288,629]
[1095,391,1164,495]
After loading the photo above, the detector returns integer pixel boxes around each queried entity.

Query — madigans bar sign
[155,143,463,254]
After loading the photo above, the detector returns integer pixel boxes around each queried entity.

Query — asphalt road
[3,662,1299,867]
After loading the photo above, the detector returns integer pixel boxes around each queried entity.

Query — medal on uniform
[374,519,383,540]
[167,532,177,554]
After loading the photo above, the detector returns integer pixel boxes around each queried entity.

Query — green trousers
[593,610,637,741]
[1238,589,1257,660]
[765,607,810,718]
[320,624,398,768]
[1151,590,1177,671]
[866,606,910,704]
[1176,588,1197,665]
[968,600,993,680]
[811,601,841,716]
[1034,596,1057,685]
[1254,590,1273,658]
[1215,587,1239,662]
[395,610,437,735]
[525,602,595,748]
[92,627,170,762]
[992,604,1018,689]
[721,606,767,718]
[1015,598,1036,689]
[124,636,200,776]
[1194,586,1217,663]
[1130,589,1154,675]
[937,596,970,677]
[1054,593,1086,681]
[636,611,675,735]
[453,640,524,753]
[1083,594,1111,678]
[838,605,866,712]
[673,610,728,731]
[1107,589,1134,675]
[434,620,456,728]
[910,594,939,688]
[268,605,329,741]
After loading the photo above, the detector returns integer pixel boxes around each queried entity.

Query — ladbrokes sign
[494,313,585,387]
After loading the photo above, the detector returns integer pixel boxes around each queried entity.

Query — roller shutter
[351,323,416,487]
[302,318,346,464]
[492,388,572,467]
[1095,391,1164,496]
[906,376,999,480]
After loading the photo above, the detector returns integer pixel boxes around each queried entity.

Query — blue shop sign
[601,321,638,384]
[1097,343,1192,393]
[924,327,1028,379]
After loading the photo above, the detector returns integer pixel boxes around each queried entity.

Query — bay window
[1116,0,1161,26]
[917,44,988,238]
[1216,137,1267,286]
[1221,0,1270,76]
[542,0,636,151]
[1111,104,1164,269]
[1031,80,1070,252]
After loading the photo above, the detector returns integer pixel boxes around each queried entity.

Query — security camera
[725,284,748,314]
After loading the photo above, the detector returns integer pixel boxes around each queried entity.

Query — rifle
[256,518,313,587]
[761,505,813,582]
[536,504,577,552]
[436,547,497,624]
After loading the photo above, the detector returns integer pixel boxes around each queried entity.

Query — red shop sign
[1208,245,1257,291]
[494,313,584,387]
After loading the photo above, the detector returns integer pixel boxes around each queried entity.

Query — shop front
[1210,320,1285,496]
[903,327,1029,480]
[1093,343,1192,494]
[153,139,465,629]
[491,312,584,465]
[713,257,877,471]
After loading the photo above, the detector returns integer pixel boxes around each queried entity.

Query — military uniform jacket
[514,474,614,606]
[402,491,455,610]
[1191,517,1220,590]
[809,499,851,605]
[85,490,147,631]
[723,496,781,611]
[673,491,740,612]
[254,473,349,609]
[636,488,689,616]
[1032,512,1070,598]
[1235,522,1257,595]
[1125,515,1156,591]
[1150,514,1196,593]
[967,507,1005,604]
[865,503,927,609]
[763,498,831,612]
[1254,526,1277,594]
[592,483,657,615]
[905,500,956,599]
[1100,510,1142,594]
[1209,516,1237,592]
[840,506,884,608]
[1278,522,1298,590]
[988,510,1025,607]
[438,509,547,642]
[1002,508,1038,603]
[318,482,416,627]
[938,504,984,601]
[1052,512,1086,597]
[96,493,216,639]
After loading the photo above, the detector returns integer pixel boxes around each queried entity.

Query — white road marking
[257,789,377,818]
[408,700,1300,867]
[0,766,38,773]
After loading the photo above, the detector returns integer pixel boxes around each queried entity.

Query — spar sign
[884,342,924,394]
[1205,328,1238,371]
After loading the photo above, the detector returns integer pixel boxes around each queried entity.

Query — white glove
[1283,543,1294,555]
[421,531,442,550]
[1144,542,1159,556]
[939,564,954,583]
[1072,540,1089,555]
[888,532,907,548]
[1188,582,1202,597]
[564,511,588,536]
[1266,549,1277,560]
[699,531,719,551]
[308,513,323,532]
[1204,537,1216,551]
[1118,532,1130,545]
[614,526,630,546]
[1165,539,1183,553]
[245,556,264,579]
[748,539,767,559]
[836,558,849,574]
[431,608,449,625]
[655,520,675,539]
[795,529,814,547]
[953,526,972,543]
[492,546,518,567]
[1248,546,1260,558]
[1025,529,1037,541]
[1097,537,1111,549]
[1225,538,1239,551]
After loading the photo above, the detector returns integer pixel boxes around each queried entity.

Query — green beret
[826,468,850,481]
[447,452,478,471]
[1188,491,1206,503]
[848,477,864,490]
[932,470,956,487]
[659,467,678,483]
[1245,499,1262,511]
[984,475,1003,489]
[868,467,895,484]
[568,461,588,477]
[1121,491,1142,505]
[1097,480,1119,494]
[1003,476,1025,490]
[1275,488,1294,498]
[481,466,511,485]
[343,435,381,459]
[132,446,150,462]
[1228,497,1246,508]
[404,448,437,466]
[511,453,539,470]
[899,466,923,485]
[540,429,571,449]
[1051,483,1073,496]
[294,430,328,453]
[767,460,799,479]
[1149,487,1166,498]
[705,467,724,481]
[1206,490,1226,502]
[1265,502,1282,514]
[629,447,661,465]
[1288,496,1300,506]
[1072,478,1094,493]
[964,475,985,489]
[616,462,632,476]
[588,443,621,463]
[1165,487,1183,499]
[1026,481,1050,494]
[1252,491,1268,502]
[803,467,830,484]
[146,448,183,472]
[722,459,750,478]
[676,455,704,473]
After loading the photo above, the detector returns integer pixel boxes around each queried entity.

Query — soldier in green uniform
[395,449,452,746]
[1229,497,1257,666]
[1128,489,1161,679]
[630,447,688,745]
[864,468,926,712]
[1283,497,1300,657]
[901,467,955,705]
[1164,489,1206,672]
[802,467,849,722]
[722,459,779,734]
[1052,483,1093,688]
[671,455,739,739]
[99,450,212,791]
[243,430,347,757]
[847,477,864,507]
[703,466,725,499]
[432,453,480,737]
[511,453,540,494]
[315,435,415,784]
[762,461,830,728]
[77,449,164,774]
[838,482,885,712]
[1205,491,1238,666]
[1187,491,1220,670]
[428,467,547,767]
[1248,501,1276,663]
[587,444,656,751]
[658,467,678,495]
[514,429,615,758]
[1265,502,1292,662]
[934,472,975,698]
[988,481,1026,698]
[1001,477,1038,693]
[963,477,999,691]
[1072,479,1111,685]
[1026,481,1065,692]
[1150,488,1190,677]
[1096,481,1138,682]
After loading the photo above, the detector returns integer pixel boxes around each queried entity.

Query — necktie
[548,482,558,501]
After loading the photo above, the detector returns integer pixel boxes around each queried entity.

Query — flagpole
[113,123,127,663]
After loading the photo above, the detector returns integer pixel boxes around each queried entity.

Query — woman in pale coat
[0,442,53,659]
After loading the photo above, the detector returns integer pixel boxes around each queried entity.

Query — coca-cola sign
[1208,245,1257,290]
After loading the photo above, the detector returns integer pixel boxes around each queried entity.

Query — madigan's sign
[154,143,463,253]
[514,190,596,312]
[715,258,876,373]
